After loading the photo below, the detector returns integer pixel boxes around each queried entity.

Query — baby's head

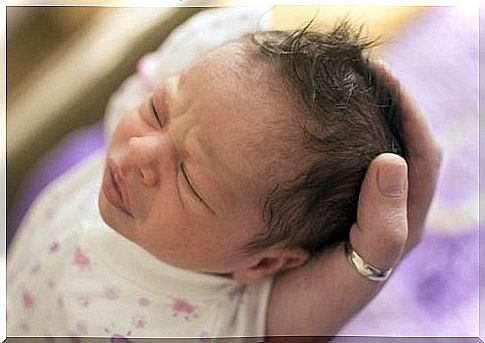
[99,21,406,283]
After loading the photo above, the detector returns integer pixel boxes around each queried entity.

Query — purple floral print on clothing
[20,322,29,333]
[22,289,34,309]
[49,241,60,254]
[104,285,121,300]
[73,246,90,268]
[131,314,147,329]
[77,294,90,307]
[138,297,150,306]
[30,263,41,274]
[172,298,198,319]
[228,285,246,302]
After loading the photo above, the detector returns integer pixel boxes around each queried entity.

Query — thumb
[266,154,409,336]
[350,153,409,271]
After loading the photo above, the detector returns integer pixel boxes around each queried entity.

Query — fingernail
[378,162,407,197]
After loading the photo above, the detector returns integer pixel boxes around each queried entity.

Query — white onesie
[7,152,273,339]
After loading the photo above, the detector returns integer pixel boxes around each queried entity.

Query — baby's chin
[98,190,131,234]
[98,192,148,255]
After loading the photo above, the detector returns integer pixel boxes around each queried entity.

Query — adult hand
[350,63,443,270]
[266,66,442,339]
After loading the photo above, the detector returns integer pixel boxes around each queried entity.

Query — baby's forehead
[180,42,307,202]
[184,38,276,85]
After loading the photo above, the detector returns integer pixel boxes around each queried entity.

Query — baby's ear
[232,246,309,283]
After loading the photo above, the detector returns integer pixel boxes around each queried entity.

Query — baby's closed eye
[150,95,164,128]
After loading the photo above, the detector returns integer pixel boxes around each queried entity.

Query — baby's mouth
[113,167,134,217]
[103,164,134,218]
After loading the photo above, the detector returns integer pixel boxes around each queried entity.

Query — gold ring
[344,241,392,282]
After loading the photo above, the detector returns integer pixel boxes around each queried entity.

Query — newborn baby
[7,22,406,338]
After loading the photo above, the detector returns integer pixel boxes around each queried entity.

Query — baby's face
[99,42,295,275]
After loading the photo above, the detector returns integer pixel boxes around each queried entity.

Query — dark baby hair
[241,20,408,256]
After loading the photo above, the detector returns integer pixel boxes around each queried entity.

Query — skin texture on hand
[265,67,442,338]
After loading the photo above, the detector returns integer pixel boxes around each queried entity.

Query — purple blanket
[338,6,479,336]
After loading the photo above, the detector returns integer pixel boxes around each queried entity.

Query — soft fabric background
[8,6,479,337]
[338,6,479,337]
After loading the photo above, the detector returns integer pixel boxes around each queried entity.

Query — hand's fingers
[350,153,408,271]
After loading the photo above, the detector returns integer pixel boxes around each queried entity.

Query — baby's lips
[108,159,134,218]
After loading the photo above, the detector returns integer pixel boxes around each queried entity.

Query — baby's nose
[125,136,161,188]
[139,166,158,187]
